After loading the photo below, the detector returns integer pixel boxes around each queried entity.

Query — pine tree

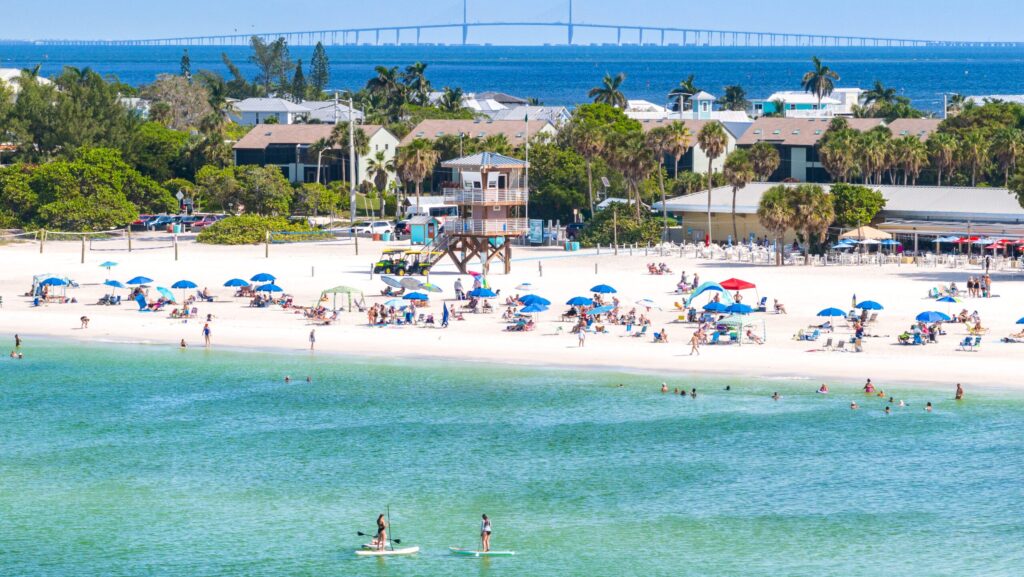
[180,49,191,81]
[291,59,307,102]
[310,42,330,95]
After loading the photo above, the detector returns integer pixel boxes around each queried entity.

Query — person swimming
[690,388,697,399]
[884,406,891,415]
[926,402,933,412]
[771,392,781,401]
[850,402,859,410]
[817,384,829,394]
[661,383,668,393]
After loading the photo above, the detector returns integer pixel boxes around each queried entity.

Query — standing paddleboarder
[374,514,388,551]
[481,514,492,552]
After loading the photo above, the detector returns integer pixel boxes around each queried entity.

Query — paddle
[357,531,402,545]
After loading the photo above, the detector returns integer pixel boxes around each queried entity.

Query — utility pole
[462,0,469,45]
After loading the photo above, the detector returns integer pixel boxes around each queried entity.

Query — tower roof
[441,151,528,169]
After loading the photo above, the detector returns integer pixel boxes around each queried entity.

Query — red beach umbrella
[719,278,756,291]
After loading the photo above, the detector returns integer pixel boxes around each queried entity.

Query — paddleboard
[449,547,516,557]
[355,546,420,556]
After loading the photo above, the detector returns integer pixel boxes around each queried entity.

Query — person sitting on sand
[655,328,668,343]
[774,299,787,314]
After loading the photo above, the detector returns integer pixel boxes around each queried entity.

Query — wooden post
[81,236,86,264]
[174,234,179,261]
[613,209,618,256]
[39,229,45,254]
[354,231,359,256]
[595,262,598,275]
[265,231,270,258]
[127,226,132,252]
[538,261,542,277]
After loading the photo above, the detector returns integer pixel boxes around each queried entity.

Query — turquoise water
[1,341,1022,576]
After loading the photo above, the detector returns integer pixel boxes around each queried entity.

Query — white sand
[2,236,1021,390]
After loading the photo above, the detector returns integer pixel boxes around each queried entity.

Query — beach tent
[719,278,756,291]
[322,285,363,311]
[840,226,891,241]
[686,282,734,307]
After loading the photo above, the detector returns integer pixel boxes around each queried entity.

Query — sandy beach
[2,236,1022,390]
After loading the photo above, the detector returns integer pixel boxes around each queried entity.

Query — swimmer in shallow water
[661,383,668,393]
[818,384,829,394]
[925,402,933,412]
[690,388,697,399]
[850,402,859,410]
[771,392,781,401]
[884,406,891,415]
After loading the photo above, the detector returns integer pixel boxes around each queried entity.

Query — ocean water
[3,45,1024,112]
[0,341,1022,576]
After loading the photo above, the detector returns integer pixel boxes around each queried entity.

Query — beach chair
[652,332,661,342]
[756,296,767,312]
[912,333,923,346]
[803,329,820,342]
[821,338,833,351]
[196,290,214,303]
[709,332,721,345]
[957,337,973,351]
[867,313,878,324]
[835,340,846,352]
[631,325,649,338]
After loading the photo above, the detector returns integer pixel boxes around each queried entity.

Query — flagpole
[524,112,530,244]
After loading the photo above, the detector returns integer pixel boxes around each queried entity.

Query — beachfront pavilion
[653,183,1024,249]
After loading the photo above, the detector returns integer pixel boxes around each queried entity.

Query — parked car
[350,221,394,236]
[131,215,154,231]
[394,221,410,236]
[190,215,225,231]
[145,215,176,231]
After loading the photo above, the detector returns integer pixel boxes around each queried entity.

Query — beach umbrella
[726,303,754,314]
[99,261,118,271]
[381,276,404,289]
[442,304,450,326]
[880,239,900,246]
[590,284,617,294]
[39,277,67,287]
[224,278,249,287]
[703,302,728,312]
[469,287,497,298]
[104,280,125,289]
[817,307,846,317]
[251,272,276,283]
[519,303,549,314]
[936,296,961,304]
[1016,316,1024,325]
[858,239,881,245]
[831,242,855,249]
[403,291,429,301]
[719,278,756,291]
[126,276,153,286]
[589,304,615,315]
[856,300,884,311]
[400,277,424,290]
[635,298,661,310]
[916,311,951,323]
[171,280,198,303]
[156,286,176,302]
[257,283,283,293]
[384,298,407,309]
[520,294,551,306]
[420,282,443,293]
[515,282,534,291]
[566,296,593,306]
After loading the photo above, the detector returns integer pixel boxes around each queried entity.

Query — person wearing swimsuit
[481,514,492,552]
[375,514,387,551]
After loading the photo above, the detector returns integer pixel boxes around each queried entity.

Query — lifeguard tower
[437,152,529,274]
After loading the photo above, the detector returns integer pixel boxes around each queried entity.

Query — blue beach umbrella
[126,276,153,286]
[726,303,754,314]
[40,277,67,287]
[916,311,951,323]
[1016,316,1024,325]
[590,304,615,315]
[156,287,176,302]
[936,296,961,304]
[224,278,249,287]
[566,296,593,306]
[817,307,846,317]
[831,242,855,249]
[99,261,118,271]
[104,280,125,289]
[856,300,884,311]
[590,284,617,294]
[171,280,198,290]
[470,287,497,298]
[403,292,429,301]
[520,294,551,306]
[703,302,728,312]
[384,298,407,309]
[251,273,276,283]
[257,283,283,293]
[520,303,549,314]
[381,276,404,289]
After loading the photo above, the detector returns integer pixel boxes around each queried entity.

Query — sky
[3,0,1022,42]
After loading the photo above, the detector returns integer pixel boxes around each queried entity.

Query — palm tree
[366,151,395,193]
[664,122,693,178]
[396,138,440,211]
[309,137,335,184]
[863,80,898,107]
[856,128,891,185]
[564,121,606,216]
[609,131,656,218]
[757,185,793,266]
[801,56,840,109]
[438,86,465,113]
[401,62,431,105]
[668,74,699,112]
[748,142,780,181]
[697,122,728,245]
[588,73,627,109]
[959,130,989,187]
[647,126,674,240]
[480,134,513,157]
[991,127,1024,185]
[718,85,749,112]
[928,132,958,186]
[790,184,835,265]
[330,122,370,184]
[893,136,928,185]
[366,65,405,120]
[820,131,857,183]
[723,149,755,242]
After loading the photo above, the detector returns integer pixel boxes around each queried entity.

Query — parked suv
[350,221,394,236]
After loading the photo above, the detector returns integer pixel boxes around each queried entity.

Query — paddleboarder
[481,514,492,552]
[375,514,388,551]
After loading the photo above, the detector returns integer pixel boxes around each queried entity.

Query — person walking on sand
[955,383,964,400]
[689,331,701,356]
[202,323,211,347]
[480,514,492,552]
[309,329,316,351]
[80,316,90,329]
[578,328,586,348]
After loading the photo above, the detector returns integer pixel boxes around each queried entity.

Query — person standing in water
[14,334,21,349]
[309,329,316,351]
[374,514,388,551]
[202,323,212,347]
[955,383,964,400]
[480,514,492,552]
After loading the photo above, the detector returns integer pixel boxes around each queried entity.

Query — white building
[300,100,365,124]
[491,105,571,125]
[750,88,865,118]
[626,93,752,123]
[230,98,311,125]
[0,68,53,96]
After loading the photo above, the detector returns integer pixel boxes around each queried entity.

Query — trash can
[382,232,391,241]
[173,224,182,234]
[372,233,381,241]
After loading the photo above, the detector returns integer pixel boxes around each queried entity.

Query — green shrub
[577,205,661,247]
[197,215,317,245]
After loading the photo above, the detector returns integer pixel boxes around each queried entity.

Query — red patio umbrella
[720,278,756,291]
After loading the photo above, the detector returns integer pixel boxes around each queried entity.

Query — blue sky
[4,0,1021,42]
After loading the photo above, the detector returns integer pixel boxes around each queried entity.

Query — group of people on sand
[366,303,437,326]
[647,262,673,275]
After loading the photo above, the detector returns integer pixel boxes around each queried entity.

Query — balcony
[442,187,529,206]
[448,218,529,236]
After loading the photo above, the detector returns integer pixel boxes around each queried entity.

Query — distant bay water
[3,45,1024,112]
